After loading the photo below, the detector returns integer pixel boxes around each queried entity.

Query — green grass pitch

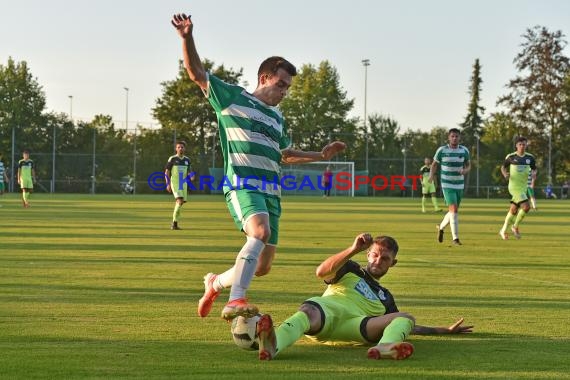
[0,194,569,379]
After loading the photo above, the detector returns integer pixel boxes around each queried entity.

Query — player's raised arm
[171,13,207,90]
[315,233,372,281]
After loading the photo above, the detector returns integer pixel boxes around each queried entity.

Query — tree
[280,61,357,152]
[152,59,243,176]
[0,57,47,173]
[497,26,570,182]
[460,59,485,148]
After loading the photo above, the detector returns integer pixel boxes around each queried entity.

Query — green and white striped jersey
[433,145,470,190]
[204,73,291,197]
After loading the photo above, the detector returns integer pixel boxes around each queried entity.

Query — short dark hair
[515,136,528,144]
[23,149,30,154]
[373,235,399,256]
[257,56,297,80]
[448,128,461,135]
[176,141,187,147]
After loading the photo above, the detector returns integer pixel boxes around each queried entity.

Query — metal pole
[52,124,56,193]
[124,87,136,194]
[91,128,96,194]
[362,59,370,172]
[548,129,552,184]
[211,132,216,168]
[68,95,73,120]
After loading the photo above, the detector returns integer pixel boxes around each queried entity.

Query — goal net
[281,161,355,197]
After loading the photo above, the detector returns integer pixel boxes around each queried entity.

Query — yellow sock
[275,311,310,356]
[514,208,527,228]
[378,317,414,344]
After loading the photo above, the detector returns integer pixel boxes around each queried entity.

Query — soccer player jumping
[171,13,346,321]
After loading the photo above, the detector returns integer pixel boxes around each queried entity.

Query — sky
[2,0,570,132]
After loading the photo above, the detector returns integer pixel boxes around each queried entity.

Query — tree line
[1,25,569,194]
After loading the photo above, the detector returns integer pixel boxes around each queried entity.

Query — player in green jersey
[17,149,36,208]
[499,136,537,240]
[165,141,194,230]
[419,157,441,213]
[256,233,473,361]
[171,13,346,321]
[429,129,470,245]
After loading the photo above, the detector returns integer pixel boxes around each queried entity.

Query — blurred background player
[165,141,194,230]
[0,152,8,205]
[17,149,36,208]
[429,129,470,245]
[419,157,441,213]
[499,136,537,240]
[322,166,333,197]
[256,233,473,361]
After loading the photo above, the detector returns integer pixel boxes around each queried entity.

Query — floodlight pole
[68,95,73,120]
[362,59,370,172]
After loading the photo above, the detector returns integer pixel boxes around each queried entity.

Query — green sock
[421,197,426,212]
[173,203,182,222]
[378,317,414,344]
[514,208,527,228]
[431,195,440,210]
[275,311,310,356]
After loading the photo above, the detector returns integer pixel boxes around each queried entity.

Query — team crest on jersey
[526,159,530,164]
[377,289,387,301]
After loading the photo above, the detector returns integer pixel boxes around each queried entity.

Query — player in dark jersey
[256,233,473,361]
[165,141,194,230]
[499,137,537,240]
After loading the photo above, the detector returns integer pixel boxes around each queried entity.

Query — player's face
[516,141,527,154]
[23,152,29,160]
[260,68,292,106]
[448,132,460,148]
[176,144,185,156]
[424,158,431,165]
[366,245,396,279]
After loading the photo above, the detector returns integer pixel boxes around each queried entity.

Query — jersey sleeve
[165,157,174,171]
[205,73,244,112]
[433,147,442,163]
[325,261,360,284]
[502,153,512,169]
[462,146,470,163]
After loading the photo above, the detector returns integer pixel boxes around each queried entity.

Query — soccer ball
[231,314,261,350]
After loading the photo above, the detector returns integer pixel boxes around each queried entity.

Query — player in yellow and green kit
[256,233,473,361]
[499,136,537,240]
[419,157,441,213]
[165,141,194,230]
[18,149,36,208]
